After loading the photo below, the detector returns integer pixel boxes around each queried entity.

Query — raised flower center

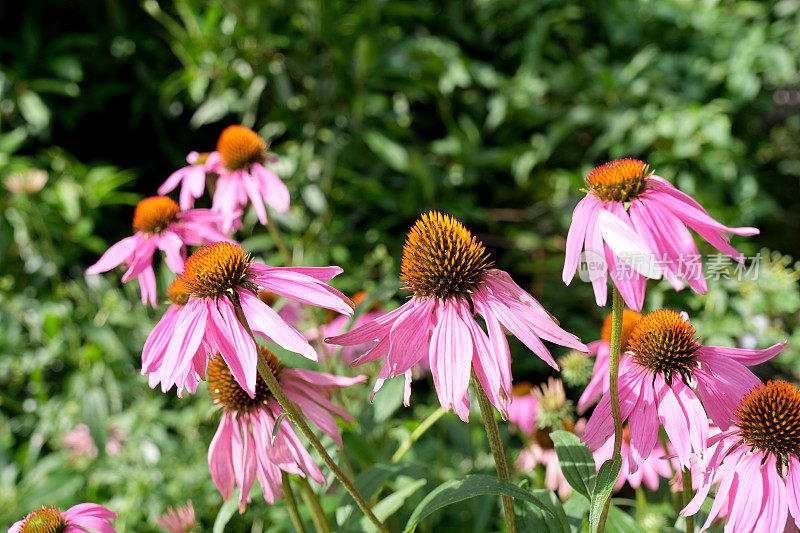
[585,158,651,202]
[601,309,643,349]
[208,347,282,415]
[217,125,268,171]
[400,211,493,299]
[132,196,180,234]
[627,309,700,386]
[181,242,253,299]
[166,276,191,306]
[735,380,800,466]
[20,507,66,533]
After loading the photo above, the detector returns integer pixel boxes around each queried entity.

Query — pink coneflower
[563,158,759,311]
[148,242,353,398]
[326,212,586,421]
[682,380,800,532]
[156,500,196,533]
[593,425,675,491]
[207,347,366,512]
[158,151,222,210]
[582,309,785,471]
[9,503,117,533]
[510,380,585,498]
[86,196,231,307]
[577,309,642,413]
[212,125,288,232]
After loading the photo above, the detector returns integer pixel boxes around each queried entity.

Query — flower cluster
[15,125,791,533]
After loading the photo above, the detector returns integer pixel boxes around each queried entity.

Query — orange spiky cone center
[181,242,253,299]
[627,309,700,385]
[736,380,800,462]
[207,347,282,416]
[19,507,66,533]
[400,211,493,299]
[585,158,651,202]
[132,196,180,234]
[217,125,267,171]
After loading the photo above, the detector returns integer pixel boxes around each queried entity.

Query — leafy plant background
[1,0,799,531]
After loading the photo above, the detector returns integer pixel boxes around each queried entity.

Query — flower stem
[232,300,389,533]
[682,467,694,533]
[297,476,332,533]
[470,368,516,533]
[282,472,308,533]
[267,217,294,267]
[597,284,625,533]
[391,406,447,463]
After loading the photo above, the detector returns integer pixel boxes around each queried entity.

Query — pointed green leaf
[271,413,288,445]
[550,430,596,498]
[403,474,569,533]
[589,455,623,533]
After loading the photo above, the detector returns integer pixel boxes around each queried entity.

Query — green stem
[267,216,294,267]
[597,285,625,533]
[282,472,308,533]
[682,468,694,533]
[232,299,389,533]
[391,406,447,463]
[297,476,332,533]
[471,368,516,533]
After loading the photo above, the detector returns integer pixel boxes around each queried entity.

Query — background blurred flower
[4,168,48,194]
[156,501,196,533]
[61,424,98,460]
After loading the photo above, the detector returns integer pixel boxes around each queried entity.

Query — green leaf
[359,478,426,532]
[550,430,596,498]
[563,492,590,531]
[336,463,428,527]
[589,456,622,533]
[271,413,288,445]
[403,474,569,533]
[363,130,408,173]
[18,91,51,132]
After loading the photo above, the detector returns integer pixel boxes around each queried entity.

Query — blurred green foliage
[2,0,800,531]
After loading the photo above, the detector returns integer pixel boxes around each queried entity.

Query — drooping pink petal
[598,208,660,279]
[238,290,317,361]
[64,504,117,520]
[696,342,786,366]
[428,300,473,421]
[254,269,353,316]
[627,378,658,472]
[252,163,290,213]
[786,457,800,528]
[86,235,139,274]
[563,196,597,285]
[281,368,367,389]
[160,299,209,393]
[469,312,510,417]
[208,296,259,398]
[326,299,416,346]
[385,297,435,374]
[694,353,761,430]
[157,230,187,273]
[208,414,236,500]
[584,204,608,306]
